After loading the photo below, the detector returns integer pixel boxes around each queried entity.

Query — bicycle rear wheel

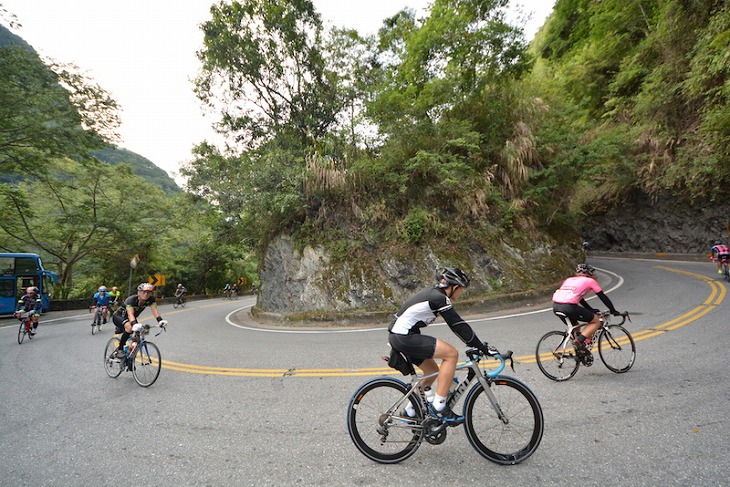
[103,337,123,378]
[535,330,580,381]
[346,378,423,464]
[131,341,161,387]
[464,376,544,465]
[598,325,635,373]
[17,321,25,344]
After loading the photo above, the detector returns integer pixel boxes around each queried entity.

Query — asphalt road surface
[1,257,728,486]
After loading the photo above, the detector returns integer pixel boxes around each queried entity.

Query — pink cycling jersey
[552,276,603,304]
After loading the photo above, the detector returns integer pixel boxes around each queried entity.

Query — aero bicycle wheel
[598,325,636,373]
[17,321,26,344]
[346,378,423,464]
[535,331,580,381]
[463,376,544,465]
[130,341,161,387]
[103,337,123,378]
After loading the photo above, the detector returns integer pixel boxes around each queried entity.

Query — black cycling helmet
[437,267,470,288]
[576,263,595,277]
[715,240,722,246]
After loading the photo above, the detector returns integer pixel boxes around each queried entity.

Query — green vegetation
[2,0,727,303]
[0,23,254,298]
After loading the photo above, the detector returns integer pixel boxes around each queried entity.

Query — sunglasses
[140,290,153,294]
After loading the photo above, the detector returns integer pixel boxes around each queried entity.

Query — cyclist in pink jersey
[552,264,623,350]
[710,241,730,274]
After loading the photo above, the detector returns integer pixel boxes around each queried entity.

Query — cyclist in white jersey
[388,267,495,424]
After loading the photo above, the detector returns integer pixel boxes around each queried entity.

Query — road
[1,257,728,486]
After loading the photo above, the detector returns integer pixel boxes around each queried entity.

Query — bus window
[0,257,14,276]
[15,257,39,274]
[0,279,14,298]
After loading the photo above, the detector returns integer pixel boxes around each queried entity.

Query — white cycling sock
[404,403,416,417]
[433,394,447,411]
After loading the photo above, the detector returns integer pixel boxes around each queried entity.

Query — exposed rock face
[586,192,730,253]
[256,234,577,315]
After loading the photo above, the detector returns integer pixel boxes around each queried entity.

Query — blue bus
[0,253,58,314]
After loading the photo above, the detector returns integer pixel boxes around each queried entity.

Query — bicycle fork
[472,367,510,425]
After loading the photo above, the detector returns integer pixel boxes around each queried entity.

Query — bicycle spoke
[347,379,423,464]
[535,330,580,381]
[464,377,544,465]
[598,326,636,373]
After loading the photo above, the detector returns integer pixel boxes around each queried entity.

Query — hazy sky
[1,0,555,182]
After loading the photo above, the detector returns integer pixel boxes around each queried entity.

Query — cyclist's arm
[440,307,483,348]
[595,291,618,314]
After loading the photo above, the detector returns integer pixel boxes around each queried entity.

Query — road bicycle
[346,348,544,465]
[103,323,166,387]
[16,311,35,344]
[90,305,107,335]
[173,294,186,308]
[535,310,635,381]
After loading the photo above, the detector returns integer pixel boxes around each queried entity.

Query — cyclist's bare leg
[579,316,601,341]
[417,359,438,390]
[432,339,458,398]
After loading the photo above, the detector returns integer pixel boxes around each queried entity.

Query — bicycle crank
[422,417,448,445]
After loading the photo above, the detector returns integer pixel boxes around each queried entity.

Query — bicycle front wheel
[535,330,580,381]
[17,321,25,344]
[464,376,544,465]
[131,341,161,387]
[103,337,123,378]
[598,325,636,373]
[173,300,179,309]
[346,378,423,464]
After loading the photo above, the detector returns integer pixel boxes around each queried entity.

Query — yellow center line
[155,266,724,377]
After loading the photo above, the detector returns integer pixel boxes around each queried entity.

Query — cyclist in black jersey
[388,267,495,424]
[110,283,167,359]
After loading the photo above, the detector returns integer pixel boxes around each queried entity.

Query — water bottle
[123,343,129,356]
[424,386,435,403]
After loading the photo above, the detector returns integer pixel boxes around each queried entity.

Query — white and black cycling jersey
[388,286,483,348]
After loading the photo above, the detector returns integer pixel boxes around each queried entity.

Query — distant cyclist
[174,283,187,304]
[109,286,122,309]
[709,241,730,274]
[552,264,623,351]
[92,286,112,324]
[110,283,167,360]
[14,286,42,336]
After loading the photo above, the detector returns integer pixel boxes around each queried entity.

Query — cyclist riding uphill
[388,267,496,424]
[552,264,623,351]
[710,241,730,274]
[92,286,112,324]
[15,286,42,336]
[110,283,167,359]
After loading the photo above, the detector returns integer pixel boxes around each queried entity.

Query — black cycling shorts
[388,332,436,365]
[552,303,596,325]
[112,314,128,334]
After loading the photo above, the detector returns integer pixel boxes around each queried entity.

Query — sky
[1,0,556,182]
